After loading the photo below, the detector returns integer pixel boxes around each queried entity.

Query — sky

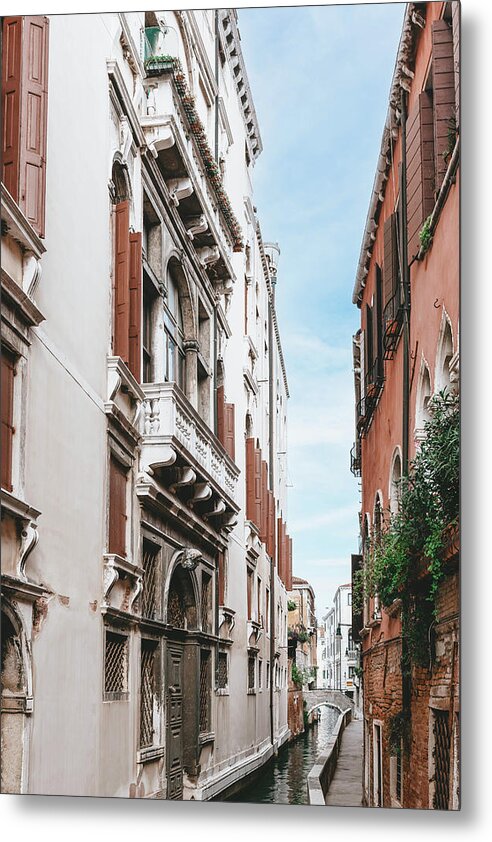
[238,1,405,621]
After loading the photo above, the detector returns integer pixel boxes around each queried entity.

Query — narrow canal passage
[228,706,339,805]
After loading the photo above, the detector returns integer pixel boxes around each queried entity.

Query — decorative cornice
[256,222,290,398]
[1,268,45,329]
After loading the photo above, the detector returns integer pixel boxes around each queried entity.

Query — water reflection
[228,705,339,805]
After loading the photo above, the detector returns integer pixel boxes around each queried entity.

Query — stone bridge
[303,689,354,716]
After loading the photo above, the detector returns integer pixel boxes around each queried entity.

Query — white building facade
[1,9,291,799]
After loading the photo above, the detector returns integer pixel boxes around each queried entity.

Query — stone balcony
[139,382,239,531]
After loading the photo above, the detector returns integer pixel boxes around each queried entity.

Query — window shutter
[2,17,23,202]
[287,536,293,592]
[217,385,225,444]
[365,305,373,384]
[109,457,127,556]
[1,349,15,492]
[406,91,434,261]
[283,523,288,587]
[254,445,262,529]
[246,437,255,523]
[375,264,384,380]
[224,402,235,461]
[432,19,456,191]
[19,16,49,237]
[260,461,268,544]
[128,231,142,382]
[267,491,275,560]
[383,215,398,309]
[114,201,130,364]
[277,518,283,577]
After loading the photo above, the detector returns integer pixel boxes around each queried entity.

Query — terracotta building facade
[1,10,292,799]
[350,2,459,811]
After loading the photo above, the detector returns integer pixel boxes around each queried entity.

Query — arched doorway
[1,606,30,793]
[165,564,198,800]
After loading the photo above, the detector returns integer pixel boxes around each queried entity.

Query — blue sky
[238,2,405,620]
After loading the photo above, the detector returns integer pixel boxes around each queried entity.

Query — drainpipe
[269,275,276,750]
[399,86,411,716]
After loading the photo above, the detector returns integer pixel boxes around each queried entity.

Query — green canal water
[227,705,340,805]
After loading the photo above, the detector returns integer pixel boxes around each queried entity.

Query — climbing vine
[353,391,459,667]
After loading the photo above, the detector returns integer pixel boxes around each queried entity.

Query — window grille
[199,649,211,732]
[201,572,211,633]
[142,541,159,619]
[433,710,450,809]
[217,651,228,690]
[104,631,128,697]
[168,582,185,628]
[248,654,256,691]
[139,640,156,748]
[258,659,262,690]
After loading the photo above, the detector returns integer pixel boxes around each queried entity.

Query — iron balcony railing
[356,358,384,429]
[350,441,361,477]
[383,285,404,360]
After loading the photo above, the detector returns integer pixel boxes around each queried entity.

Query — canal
[227,705,340,805]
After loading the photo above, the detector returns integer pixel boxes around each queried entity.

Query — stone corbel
[190,482,212,506]
[221,513,238,534]
[169,466,196,493]
[215,279,234,297]
[197,246,220,268]
[140,443,177,475]
[119,116,133,164]
[18,519,39,580]
[150,127,175,158]
[171,547,203,572]
[218,606,235,636]
[184,215,208,240]
[203,498,226,521]
[166,177,193,206]
[24,253,42,298]
[102,553,144,614]
[102,555,120,608]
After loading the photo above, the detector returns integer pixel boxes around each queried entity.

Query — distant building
[288,577,317,690]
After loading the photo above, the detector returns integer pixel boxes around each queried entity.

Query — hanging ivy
[353,390,459,666]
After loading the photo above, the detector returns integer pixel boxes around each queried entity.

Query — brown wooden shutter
[2,17,22,202]
[260,461,268,544]
[406,91,434,261]
[19,17,49,237]
[432,19,456,191]
[218,551,225,606]
[283,523,288,587]
[114,201,130,363]
[1,349,15,492]
[383,215,399,309]
[224,402,235,461]
[128,232,142,381]
[109,457,127,556]
[217,385,225,444]
[277,518,283,578]
[375,264,384,379]
[267,491,275,559]
[365,304,373,384]
[287,537,293,592]
[246,437,255,523]
[253,445,262,529]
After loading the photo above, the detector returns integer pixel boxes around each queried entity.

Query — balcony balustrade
[139,382,239,529]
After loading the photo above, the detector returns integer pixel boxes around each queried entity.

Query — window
[217,651,228,691]
[247,568,253,620]
[142,276,157,383]
[390,747,403,806]
[218,551,226,606]
[113,196,142,381]
[431,709,451,810]
[348,592,352,606]
[265,587,270,635]
[258,658,263,690]
[199,649,212,732]
[164,267,184,389]
[266,661,270,689]
[373,722,383,807]
[104,630,129,700]
[139,639,157,748]
[1,348,15,491]
[141,539,159,620]
[247,653,256,692]
[201,572,212,634]
[1,16,49,237]
[257,576,261,625]
[108,456,128,557]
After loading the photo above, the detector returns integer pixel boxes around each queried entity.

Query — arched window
[164,265,185,389]
[435,316,454,394]
[389,450,402,516]
[415,362,432,441]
